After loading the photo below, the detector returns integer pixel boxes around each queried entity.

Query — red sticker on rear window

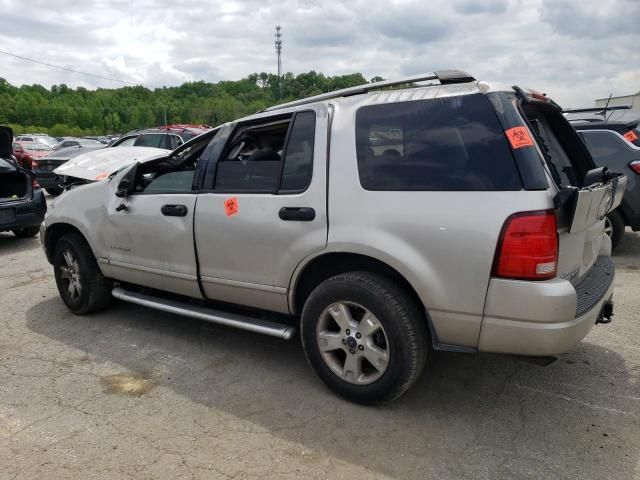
[505,126,534,150]
[224,197,238,217]
[623,130,638,142]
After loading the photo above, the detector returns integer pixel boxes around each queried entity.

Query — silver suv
[41,71,626,403]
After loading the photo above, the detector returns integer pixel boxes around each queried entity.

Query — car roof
[239,78,484,124]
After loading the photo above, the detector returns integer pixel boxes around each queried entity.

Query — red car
[12,141,53,170]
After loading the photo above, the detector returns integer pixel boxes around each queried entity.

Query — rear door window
[355,94,521,191]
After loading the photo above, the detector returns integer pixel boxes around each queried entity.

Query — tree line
[0,71,383,136]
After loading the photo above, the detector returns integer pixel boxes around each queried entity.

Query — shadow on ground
[0,232,41,255]
[26,295,639,479]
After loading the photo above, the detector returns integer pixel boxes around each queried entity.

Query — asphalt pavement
[0,228,639,479]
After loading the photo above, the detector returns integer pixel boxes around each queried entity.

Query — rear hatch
[517,91,626,282]
[0,157,30,206]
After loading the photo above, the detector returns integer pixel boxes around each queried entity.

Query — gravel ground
[0,227,639,480]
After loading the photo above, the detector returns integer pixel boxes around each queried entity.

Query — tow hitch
[597,301,614,324]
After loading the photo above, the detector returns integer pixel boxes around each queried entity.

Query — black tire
[53,232,112,314]
[301,272,428,404]
[46,187,63,196]
[12,226,40,238]
[606,210,625,250]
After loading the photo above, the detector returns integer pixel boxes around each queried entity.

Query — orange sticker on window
[224,197,238,217]
[505,126,534,150]
[623,130,638,142]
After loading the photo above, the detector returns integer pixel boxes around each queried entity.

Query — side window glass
[280,111,315,191]
[214,117,290,192]
[355,95,521,191]
[114,136,136,147]
[581,131,629,160]
[171,135,183,149]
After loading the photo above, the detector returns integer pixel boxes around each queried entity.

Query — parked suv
[565,107,640,247]
[41,71,625,403]
[1,127,46,238]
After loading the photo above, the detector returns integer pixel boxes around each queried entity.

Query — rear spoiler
[563,106,632,114]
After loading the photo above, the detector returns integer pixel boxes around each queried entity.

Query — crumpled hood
[54,146,170,181]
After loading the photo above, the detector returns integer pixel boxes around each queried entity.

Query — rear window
[134,134,180,149]
[355,94,522,191]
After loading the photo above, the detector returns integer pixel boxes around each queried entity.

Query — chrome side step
[112,287,296,340]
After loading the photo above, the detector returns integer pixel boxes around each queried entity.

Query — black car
[0,127,46,238]
[566,107,640,247]
[34,144,106,196]
[57,137,105,150]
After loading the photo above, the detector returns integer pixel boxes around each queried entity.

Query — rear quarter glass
[355,93,523,191]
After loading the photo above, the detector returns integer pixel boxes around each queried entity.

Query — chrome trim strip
[112,287,295,340]
[108,259,197,281]
[200,275,287,295]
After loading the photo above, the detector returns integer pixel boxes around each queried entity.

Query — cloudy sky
[0,0,638,107]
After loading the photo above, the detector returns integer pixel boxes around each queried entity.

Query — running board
[111,287,296,340]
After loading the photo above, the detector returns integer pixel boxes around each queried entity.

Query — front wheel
[46,187,63,196]
[12,226,40,238]
[301,272,428,404]
[53,233,112,314]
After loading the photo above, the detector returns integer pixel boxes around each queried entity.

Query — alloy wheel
[316,301,390,385]
[59,249,82,302]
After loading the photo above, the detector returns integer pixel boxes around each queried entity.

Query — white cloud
[0,0,637,107]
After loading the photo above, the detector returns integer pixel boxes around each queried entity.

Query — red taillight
[494,211,558,280]
[629,160,640,175]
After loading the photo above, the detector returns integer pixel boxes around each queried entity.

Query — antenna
[275,26,283,99]
[603,93,612,125]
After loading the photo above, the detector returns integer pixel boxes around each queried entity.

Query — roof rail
[563,105,632,114]
[263,70,475,112]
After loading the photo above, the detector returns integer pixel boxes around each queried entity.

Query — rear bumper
[35,171,62,189]
[0,189,47,232]
[478,257,615,356]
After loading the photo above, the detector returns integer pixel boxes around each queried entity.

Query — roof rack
[563,105,631,114]
[263,70,475,112]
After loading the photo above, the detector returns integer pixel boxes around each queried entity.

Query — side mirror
[114,161,140,198]
[115,178,131,198]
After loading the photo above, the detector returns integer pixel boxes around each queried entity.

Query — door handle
[279,207,316,222]
[161,204,188,217]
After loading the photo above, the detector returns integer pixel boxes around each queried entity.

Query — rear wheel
[605,210,625,250]
[46,187,63,196]
[53,233,112,314]
[12,226,40,238]
[301,272,428,404]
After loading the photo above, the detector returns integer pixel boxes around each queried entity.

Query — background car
[566,107,640,247]
[1,127,46,238]
[12,141,53,169]
[82,136,111,144]
[35,143,106,195]
[14,134,60,150]
[109,125,210,149]
[58,137,105,149]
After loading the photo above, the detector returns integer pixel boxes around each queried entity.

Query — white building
[595,93,640,110]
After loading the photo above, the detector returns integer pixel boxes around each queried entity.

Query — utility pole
[275,25,283,100]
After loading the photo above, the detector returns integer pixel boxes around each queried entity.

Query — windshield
[36,137,59,148]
